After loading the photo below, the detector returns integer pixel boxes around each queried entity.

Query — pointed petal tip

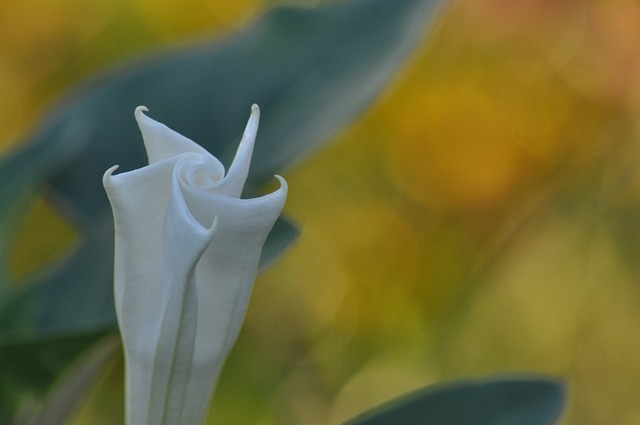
[246,104,260,129]
[243,104,260,140]
[102,165,120,187]
[135,105,149,116]
[274,175,288,192]
[134,106,151,126]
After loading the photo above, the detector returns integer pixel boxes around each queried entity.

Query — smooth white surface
[103,105,287,425]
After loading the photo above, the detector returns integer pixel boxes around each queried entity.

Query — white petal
[104,157,219,425]
[103,159,177,347]
[147,173,216,425]
[177,177,287,424]
[103,160,176,424]
[104,104,288,425]
[217,104,260,197]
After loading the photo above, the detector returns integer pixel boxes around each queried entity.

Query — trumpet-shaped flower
[103,105,287,425]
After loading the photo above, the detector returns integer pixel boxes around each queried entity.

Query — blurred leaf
[0,330,106,397]
[0,214,115,335]
[260,215,300,269]
[344,376,567,425]
[0,384,21,425]
[25,334,120,425]
[0,121,87,287]
[1,0,443,304]
[0,0,443,411]
[41,0,444,219]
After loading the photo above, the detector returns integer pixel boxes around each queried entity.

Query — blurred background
[2,0,640,424]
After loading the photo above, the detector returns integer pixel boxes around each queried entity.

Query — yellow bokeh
[131,0,264,39]
[8,196,79,282]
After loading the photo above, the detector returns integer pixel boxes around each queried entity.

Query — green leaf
[25,334,120,425]
[1,0,442,302]
[0,0,444,406]
[44,0,444,218]
[0,330,106,397]
[344,376,567,425]
[0,122,87,288]
[0,214,115,335]
[260,215,300,269]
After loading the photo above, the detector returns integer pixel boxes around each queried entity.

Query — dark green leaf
[44,0,444,219]
[260,215,300,269]
[26,334,120,425]
[0,214,115,335]
[344,376,567,425]
[0,0,443,404]
[0,330,106,395]
[0,122,87,287]
[1,0,442,310]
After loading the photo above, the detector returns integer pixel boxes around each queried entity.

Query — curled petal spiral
[103,105,287,425]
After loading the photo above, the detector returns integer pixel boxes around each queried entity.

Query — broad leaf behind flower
[0,0,445,419]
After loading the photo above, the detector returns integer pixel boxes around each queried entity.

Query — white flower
[102,104,287,425]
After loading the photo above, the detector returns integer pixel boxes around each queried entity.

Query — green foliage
[0,331,106,394]
[345,376,566,425]
[0,0,443,421]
